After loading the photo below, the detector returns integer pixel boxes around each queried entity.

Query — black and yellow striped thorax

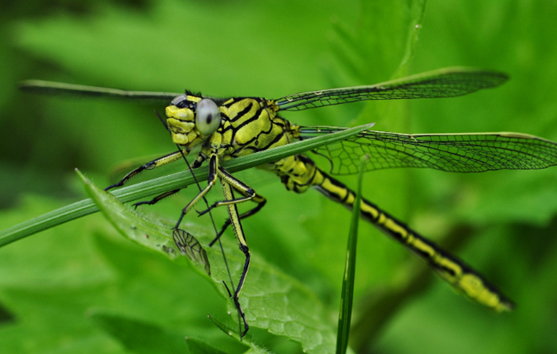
[164,93,346,196]
[165,94,301,167]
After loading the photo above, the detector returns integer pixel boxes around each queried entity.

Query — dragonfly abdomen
[275,154,514,312]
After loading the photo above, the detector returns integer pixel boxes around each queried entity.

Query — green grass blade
[336,155,368,354]
[0,124,373,248]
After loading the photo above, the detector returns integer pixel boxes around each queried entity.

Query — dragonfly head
[165,93,222,147]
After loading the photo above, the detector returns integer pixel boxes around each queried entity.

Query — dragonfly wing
[300,127,557,175]
[173,229,211,275]
[275,67,508,111]
[19,80,180,104]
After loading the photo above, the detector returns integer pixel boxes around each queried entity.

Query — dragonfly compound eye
[196,99,221,135]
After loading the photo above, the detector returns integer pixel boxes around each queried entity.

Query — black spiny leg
[133,189,183,208]
[173,154,220,230]
[105,150,185,191]
[220,179,250,338]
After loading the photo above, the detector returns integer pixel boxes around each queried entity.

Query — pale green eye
[196,99,221,135]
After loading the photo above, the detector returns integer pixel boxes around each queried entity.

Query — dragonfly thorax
[212,97,299,161]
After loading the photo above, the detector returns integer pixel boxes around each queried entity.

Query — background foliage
[1,0,556,353]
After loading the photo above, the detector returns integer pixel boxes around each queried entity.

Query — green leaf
[3,0,557,353]
[0,286,123,354]
[208,316,270,354]
[79,167,338,353]
[185,337,233,354]
[90,311,191,354]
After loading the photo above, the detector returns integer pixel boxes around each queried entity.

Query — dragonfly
[20,67,557,337]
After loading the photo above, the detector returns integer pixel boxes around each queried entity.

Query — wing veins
[300,128,557,175]
[276,67,508,111]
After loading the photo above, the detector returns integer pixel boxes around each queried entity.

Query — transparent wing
[19,80,180,104]
[299,127,557,175]
[275,67,508,111]
[173,229,211,275]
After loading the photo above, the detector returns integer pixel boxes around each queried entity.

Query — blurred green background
[1,0,556,353]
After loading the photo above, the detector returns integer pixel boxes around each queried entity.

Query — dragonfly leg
[133,188,183,208]
[174,154,219,229]
[193,166,267,246]
[208,196,266,247]
[105,149,186,191]
[220,177,250,337]
[191,161,259,337]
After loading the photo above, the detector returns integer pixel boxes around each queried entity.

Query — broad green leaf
[208,316,271,354]
[80,169,337,353]
[0,286,124,354]
[90,311,227,354]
